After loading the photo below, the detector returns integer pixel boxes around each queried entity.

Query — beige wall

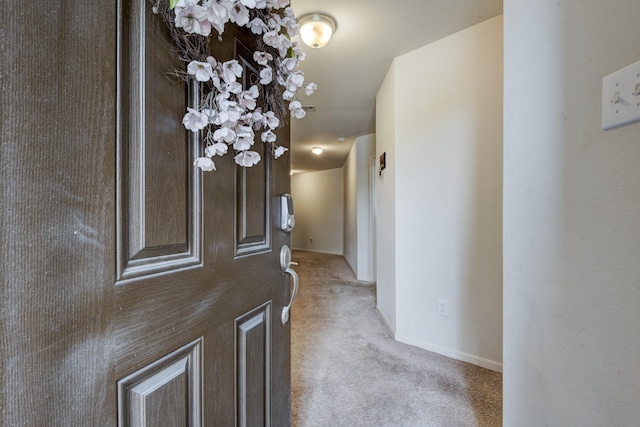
[375,62,398,331]
[504,1,640,424]
[343,134,376,281]
[291,168,344,255]
[376,16,503,369]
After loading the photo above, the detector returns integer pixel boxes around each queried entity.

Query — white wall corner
[375,306,396,337]
[395,334,503,373]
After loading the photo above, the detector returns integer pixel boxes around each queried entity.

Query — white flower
[267,16,282,33]
[183,108,208,132]
[253,51,273,66]
[289,101,305,119]
[222,59,243,84]
[213,127,237,143]
[280,58,297,72]
[175,0,198,6]
[239,86,259,110]
[289,100,302,111]
[263,30,281,48]
[205,142,228,157]
[277,35,291,57]
[245,85,259,99]
[174,5,212,36]
[282,90,294,101]
[225,81,243,94]
[187,60,214,82]
[248,18,267,34]
[252,110,265,125]
[263,111,280,129]
[206,55,218,68]
[259,67,273,85]
[261,130,276,143]
[280,12,298,36]
[194,157,216,171]
[274,145,288,158]
[234,136,254,151]
[240,0,256,9]
[292,108,306,119]
[202,108,218,123]
[305,82,317,96]
[295,48,306,62]
[217,108,242,126]
[272,0,290,9]
[202,0,232,34]
[230,3,250,26]
[237,124,254,135]
[234,151,261,167]
[286,72,304,91]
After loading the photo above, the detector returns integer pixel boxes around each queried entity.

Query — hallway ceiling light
[311,147,324,155]
[298,13,337,49]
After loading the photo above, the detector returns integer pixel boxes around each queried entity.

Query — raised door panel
[118,338,202,427]
[236,303,272,427]
[235,40,271,257]
[117,0,201,280]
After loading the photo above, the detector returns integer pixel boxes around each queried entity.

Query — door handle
[280,245,299,325]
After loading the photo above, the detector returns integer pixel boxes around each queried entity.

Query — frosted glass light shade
[311,147,323,155]
[298,13,337,49]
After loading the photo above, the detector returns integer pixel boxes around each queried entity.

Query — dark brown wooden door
[1,1,291,425]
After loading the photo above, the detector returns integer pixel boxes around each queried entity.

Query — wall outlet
[437,298,448,317]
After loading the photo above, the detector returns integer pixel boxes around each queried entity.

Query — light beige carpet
[290,250,502,427]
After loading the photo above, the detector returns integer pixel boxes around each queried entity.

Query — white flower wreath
[151,0,316,171]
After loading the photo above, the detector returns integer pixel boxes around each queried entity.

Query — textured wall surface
[291,168,344,255]
[376,16,504,369]
[504,1,640,425]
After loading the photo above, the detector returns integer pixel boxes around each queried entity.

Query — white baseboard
[395,335,503,373]
[375,306,396,336]
[291,247,343,256]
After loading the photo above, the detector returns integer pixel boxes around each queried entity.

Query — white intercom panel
[280,193,295,232]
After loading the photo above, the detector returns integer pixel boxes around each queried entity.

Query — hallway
[290,251,502,427]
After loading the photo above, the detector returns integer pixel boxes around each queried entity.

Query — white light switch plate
[602,59,640,130]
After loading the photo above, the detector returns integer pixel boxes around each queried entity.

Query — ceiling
[288,0,503,173]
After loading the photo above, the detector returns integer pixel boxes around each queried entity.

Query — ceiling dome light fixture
[311,146,324,155]
[298,13,337,49]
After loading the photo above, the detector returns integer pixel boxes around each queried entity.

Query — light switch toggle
[611,91,621,104]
